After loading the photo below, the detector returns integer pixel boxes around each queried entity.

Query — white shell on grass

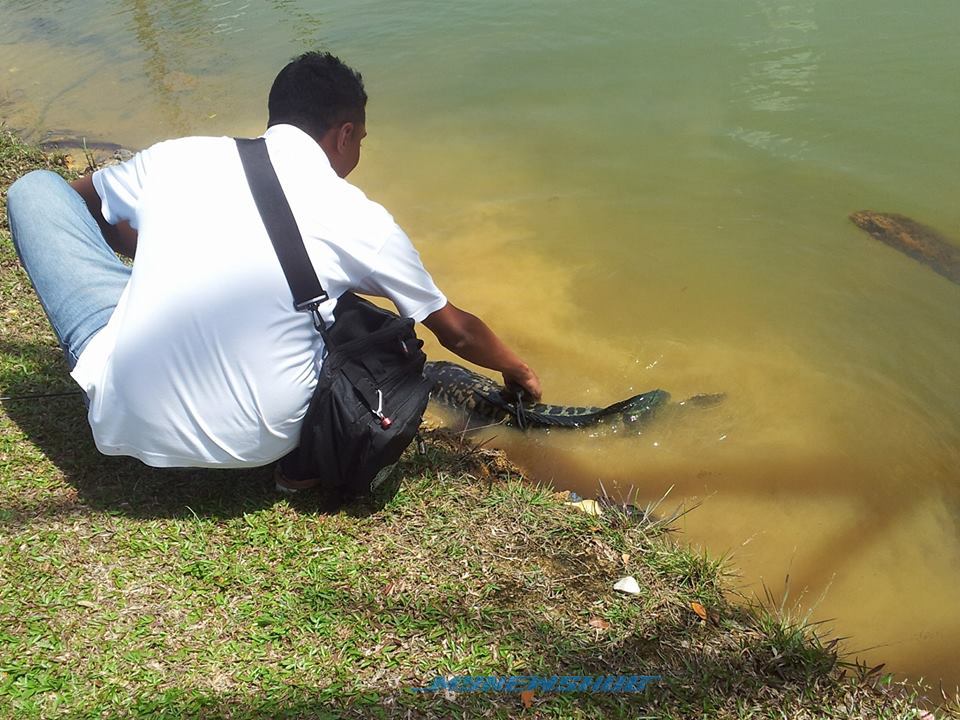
[613,576,641,595]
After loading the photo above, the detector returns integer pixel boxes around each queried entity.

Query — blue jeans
[6,170,131,369]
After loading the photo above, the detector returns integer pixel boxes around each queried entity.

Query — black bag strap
[235,137,328,332]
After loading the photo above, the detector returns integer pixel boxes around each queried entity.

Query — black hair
[267,51,367,140]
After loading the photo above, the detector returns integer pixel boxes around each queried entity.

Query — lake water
[2,0,958,693]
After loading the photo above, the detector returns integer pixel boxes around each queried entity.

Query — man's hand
[423,302,542,401]
[69,175,139,258]
[503,365,541,402]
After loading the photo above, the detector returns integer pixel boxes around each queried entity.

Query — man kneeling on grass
[6,51,540,491]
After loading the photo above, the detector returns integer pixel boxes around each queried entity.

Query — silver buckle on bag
[295,294,329,331]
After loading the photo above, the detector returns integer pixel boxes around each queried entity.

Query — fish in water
[424,360,723,431]
[849,211,960,286]
[37,130,134,161]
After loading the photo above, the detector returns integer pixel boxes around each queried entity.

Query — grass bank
[0,129,945,718]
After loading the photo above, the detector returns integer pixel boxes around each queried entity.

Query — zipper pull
[372,389,393,429]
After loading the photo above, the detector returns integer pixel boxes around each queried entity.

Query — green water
[2,0,959,693]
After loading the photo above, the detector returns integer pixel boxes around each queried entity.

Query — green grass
[0,128,951,718]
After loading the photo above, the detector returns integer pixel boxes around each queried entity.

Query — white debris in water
[566,499,603,517]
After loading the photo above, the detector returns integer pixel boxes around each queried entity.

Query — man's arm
[69,175,139,259]
[422,301,542,400]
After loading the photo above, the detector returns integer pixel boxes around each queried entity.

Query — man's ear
[336,122,355,152]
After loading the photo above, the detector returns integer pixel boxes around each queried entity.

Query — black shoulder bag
[236,138,433,500]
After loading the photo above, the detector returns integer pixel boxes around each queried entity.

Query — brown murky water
[1,0,958,692]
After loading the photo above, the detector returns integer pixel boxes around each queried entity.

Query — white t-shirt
[70,124,447,468]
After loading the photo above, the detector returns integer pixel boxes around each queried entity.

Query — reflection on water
[740,0,820,113]
[2,0,960,695]
[125,0,189,133]
[729,0,821,159]
[0,0,330,146]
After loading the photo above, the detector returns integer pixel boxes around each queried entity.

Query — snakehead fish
[424,360,677,430]
[850,211,960,285]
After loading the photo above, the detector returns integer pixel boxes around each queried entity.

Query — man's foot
[274,464,320,495]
